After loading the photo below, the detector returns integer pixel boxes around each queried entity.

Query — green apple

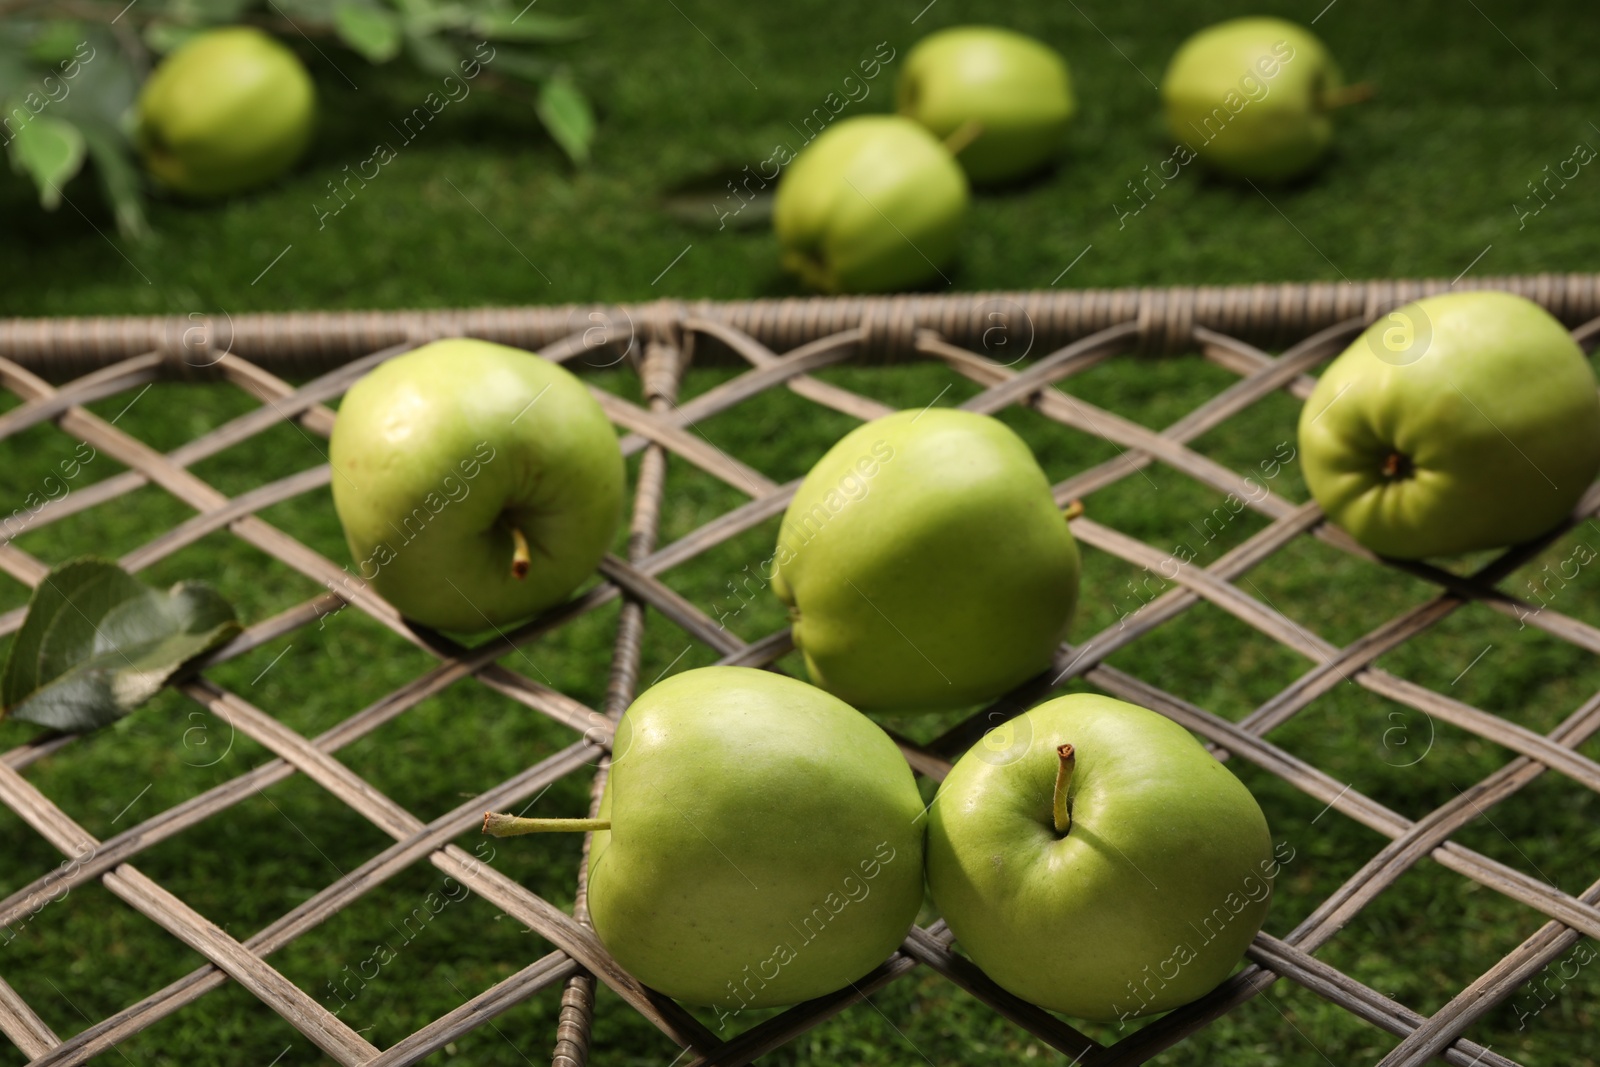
[774,115,969,293]
[1161,18,1354,182]
[771,409,1079,712]
[926,694,1277,1021]
[135,27,316,197]
[485,666,926,1012]
[329,338,624,632]
[897,26,1075,184]
[1298,291,1600,560]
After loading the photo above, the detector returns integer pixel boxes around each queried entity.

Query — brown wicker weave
[2,275,1599,1066]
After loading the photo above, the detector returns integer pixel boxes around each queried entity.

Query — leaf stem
[943,119,985,157]
[1052,743,1075,835]
[1321,81,1375,111]
[483,812,609,836]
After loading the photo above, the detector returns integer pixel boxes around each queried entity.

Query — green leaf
[78,119,149,240]
[404,30,460,78]
[143,22,207,56]
[485,46,553,83]
[472,12,588,43]
[1,559,241,733]
[334,3,403,63]
[25,21,88,66]
[536,72,594,166]
[7,112,86,210]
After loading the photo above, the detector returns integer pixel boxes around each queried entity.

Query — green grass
[3,0,1600,1064]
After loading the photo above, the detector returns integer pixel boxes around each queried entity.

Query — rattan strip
[368,952,584,1067]
[553,335,687,1067]
[617,326,876,458]
[6,274,1600,377]
[1073,509,1600,794]
[0,761,379,1063]
[1243,937,1514,1067]
[0,354,162,439]
[0,976,58,1060]
[1377,878,1600,1067]
[27,743,597,1067]
[1102,689,1600,1066]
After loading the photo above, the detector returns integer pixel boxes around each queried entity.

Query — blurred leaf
[143,21,207,55]
[536,71,593,165]
[661,164,775,230]
[405,29,459,77]
[52,29,138,131]
[161,0,255,20]
[79,119,149,239]
[267,0,336,20]
[7,112,86,209]
[485,46,552,82]
[25,21,88,66]
[335,2,403,63]
[0,559,241,733]
[472,12,587,42]
[0,44,31,105]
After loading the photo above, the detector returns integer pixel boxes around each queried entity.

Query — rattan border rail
[0,275,1598,1067]
[2,273,1600,378]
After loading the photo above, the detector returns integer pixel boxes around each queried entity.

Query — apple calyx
[1380,450,1414,481]
[1318,81,1375,112]
[1052,743,1076,836]
[943,119,986,158]
[509,523,532,580]
[483,811,610,836]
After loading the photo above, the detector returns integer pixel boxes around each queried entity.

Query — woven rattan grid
[2,275,1600,1067]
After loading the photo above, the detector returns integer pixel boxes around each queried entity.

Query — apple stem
[510,525,532,580]
[1381,450,1413,480]
[1052,744,1075,836]
[943,119,985,158]
[483,811,610,836]
[1321,81,1375,111]
[1061,499,1085,522]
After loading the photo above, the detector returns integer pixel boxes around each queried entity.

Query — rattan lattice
[3,275,1600,1067]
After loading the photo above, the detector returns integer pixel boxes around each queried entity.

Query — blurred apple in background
[897,26,1075,184]
[1161,18,1359,182]
[773,115,969,293]
[1298,291,1600,559]
[136,26,316,196]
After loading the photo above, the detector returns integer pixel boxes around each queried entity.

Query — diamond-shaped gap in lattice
[1315,856,1571,1023]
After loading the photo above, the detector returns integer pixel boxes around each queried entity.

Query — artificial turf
[3,0,1600,1064]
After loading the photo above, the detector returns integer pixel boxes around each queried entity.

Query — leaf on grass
[6,112,86,210]
[536,72,594,166]
[661,164,776,230]
[0,559,241,733]
[334,2,403,64]
[473,13,588,43]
